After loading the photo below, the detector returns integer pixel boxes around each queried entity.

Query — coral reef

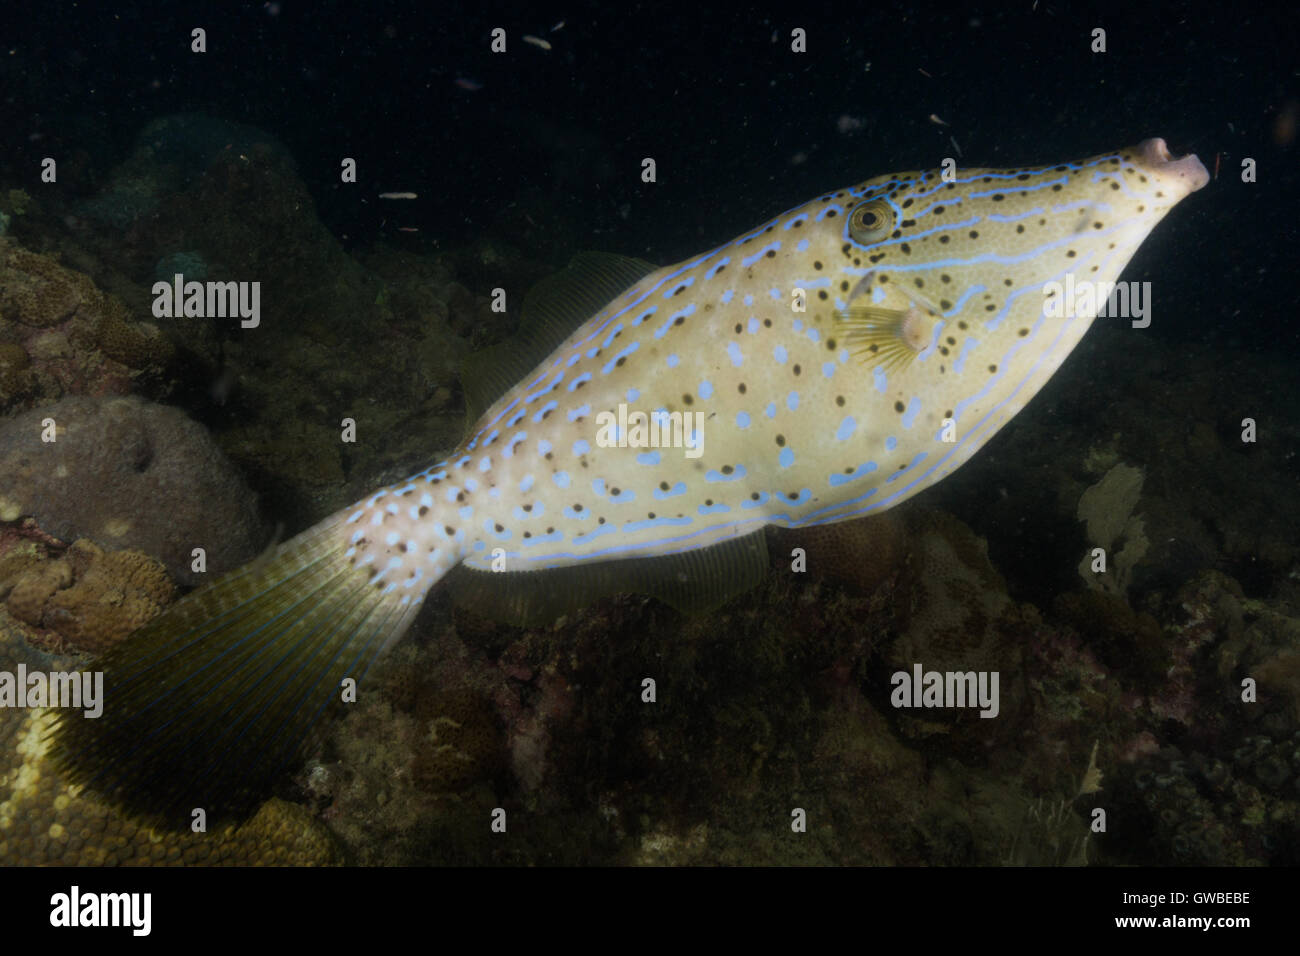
[0,395,263,584]
[0,239,173,414]
[0,538,174,655]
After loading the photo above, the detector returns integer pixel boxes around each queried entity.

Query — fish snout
[1136,137,1210,195]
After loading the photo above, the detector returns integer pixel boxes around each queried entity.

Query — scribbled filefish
[54,138,1208,820]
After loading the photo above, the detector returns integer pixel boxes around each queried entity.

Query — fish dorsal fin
[461,251,660,426]
[445,529,770,627]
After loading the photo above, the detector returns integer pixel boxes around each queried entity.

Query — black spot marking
[775,434,786,446]
[894,401,905,413]
[835,395,845,406]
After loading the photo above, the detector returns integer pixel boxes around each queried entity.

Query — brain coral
[2,539,175,655]
[0,396,263,584]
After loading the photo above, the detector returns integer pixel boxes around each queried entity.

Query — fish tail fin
[50,501,446,825]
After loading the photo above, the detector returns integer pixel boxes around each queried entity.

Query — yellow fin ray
[836,303,939,372]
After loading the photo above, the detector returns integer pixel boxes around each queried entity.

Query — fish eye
[849,199,893,244]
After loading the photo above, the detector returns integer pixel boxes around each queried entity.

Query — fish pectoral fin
[447,529,769,627]
[461,251,659,427]
[836,302,938,371]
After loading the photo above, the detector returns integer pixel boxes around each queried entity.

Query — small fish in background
[454,77,483,92]
[378,192,418,200]
[54,138,1209,823]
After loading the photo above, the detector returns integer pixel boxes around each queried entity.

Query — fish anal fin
[447,529,769,627]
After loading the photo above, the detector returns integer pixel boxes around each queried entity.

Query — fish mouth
[1136,137,1210,194]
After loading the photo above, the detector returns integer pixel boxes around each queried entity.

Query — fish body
[55,138,1208,818]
